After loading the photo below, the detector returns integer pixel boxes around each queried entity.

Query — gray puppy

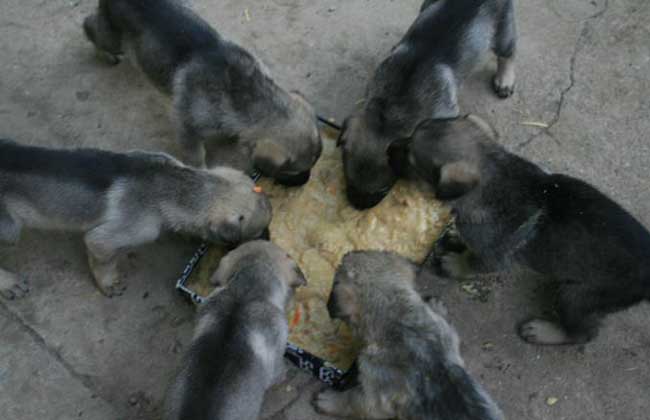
[164,240,306,420]
[405,116,650,345]
[339,0,517,209]
[0,139,271,299]
[83,0,322,186]
[314,251,504,420]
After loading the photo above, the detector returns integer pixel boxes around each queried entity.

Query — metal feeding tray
[175,116,357,390]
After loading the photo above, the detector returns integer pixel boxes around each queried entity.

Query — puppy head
[338,114,404,210]
[408,116,492,200]
[210,241,307,294]
[253,92,322,187]
[202,167,272,247]
[328,251,418,334]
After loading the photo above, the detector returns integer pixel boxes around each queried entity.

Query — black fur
[411,117,650,344]
[0,139,172,192]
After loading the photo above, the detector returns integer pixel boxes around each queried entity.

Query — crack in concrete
[0,301,112,408]
[517,0,610,150]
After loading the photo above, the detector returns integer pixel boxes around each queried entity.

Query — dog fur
[314,250,504,420]
[83,0,322,186]
[0,139,271,299]
[406,116,650,345]
[164,240,306,420]
[339,0,517,209]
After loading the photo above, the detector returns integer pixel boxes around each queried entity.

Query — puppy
[405,116,650,345]
[0,139,271,299]
[314,251,504,420]
[339,0,517,209]
[83,0,322,186]
[164,240,306,420]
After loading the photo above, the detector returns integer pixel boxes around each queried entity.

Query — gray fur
[83,0,321,186]
[340,0,517,209]
[0,139,271,299]
[164,241,306,420]
[408,116,650,345]
[314,251,504,420]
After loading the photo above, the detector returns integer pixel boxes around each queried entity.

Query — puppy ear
[291,265,308,288]
[387,137,412,177]
[253,139,289,175]
[209,250,232,286]
[336,285,360,324]
[437,161,480,200]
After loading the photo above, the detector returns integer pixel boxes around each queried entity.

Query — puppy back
[540,174,650,258]
[0,139,153,191]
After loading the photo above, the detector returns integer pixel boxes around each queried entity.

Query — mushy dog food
[188,129,451,369]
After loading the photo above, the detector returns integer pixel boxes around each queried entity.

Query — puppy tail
[443,363,504,420]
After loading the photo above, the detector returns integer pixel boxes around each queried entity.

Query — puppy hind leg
[519,283,600,345]
[492,0,517,98]
[84,217,161,297]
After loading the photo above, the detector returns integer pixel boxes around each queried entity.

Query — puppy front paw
[98,278,127,297]
[0,272,30,300]
[439,252,472,279]
[518,319,571,345]
[313,390,346,417]
[492,74,515,99]
[93,271,127,298]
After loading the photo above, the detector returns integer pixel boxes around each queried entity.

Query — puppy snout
[346,185,390,210]
[275,170,311,187]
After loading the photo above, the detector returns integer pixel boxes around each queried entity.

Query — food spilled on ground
[188,130,451,370]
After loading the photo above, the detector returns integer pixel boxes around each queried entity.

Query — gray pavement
[1,0,649,419]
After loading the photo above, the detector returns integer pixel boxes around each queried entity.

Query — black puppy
[406,116,650,345]
[340,0,517,209]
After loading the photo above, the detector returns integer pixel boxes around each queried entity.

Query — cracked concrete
[1,0,649,419]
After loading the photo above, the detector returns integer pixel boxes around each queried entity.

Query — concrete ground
[1,0,649,419]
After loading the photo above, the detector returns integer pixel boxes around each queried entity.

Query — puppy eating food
[406,116,650,345]
[187,134,451,369]
[83,0,322,185]
[0,139,271,299]
[164,241,305,420]
[314,251,504,420]
[340,0,517,209]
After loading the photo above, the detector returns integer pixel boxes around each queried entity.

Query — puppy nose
[275,170,311,187]
[346,185,389,210]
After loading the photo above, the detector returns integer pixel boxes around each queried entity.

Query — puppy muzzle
[275,170,311,187]
[346,185,390,210]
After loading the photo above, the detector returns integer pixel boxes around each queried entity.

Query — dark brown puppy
[404,116,650,345]
[340,0,517,209]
